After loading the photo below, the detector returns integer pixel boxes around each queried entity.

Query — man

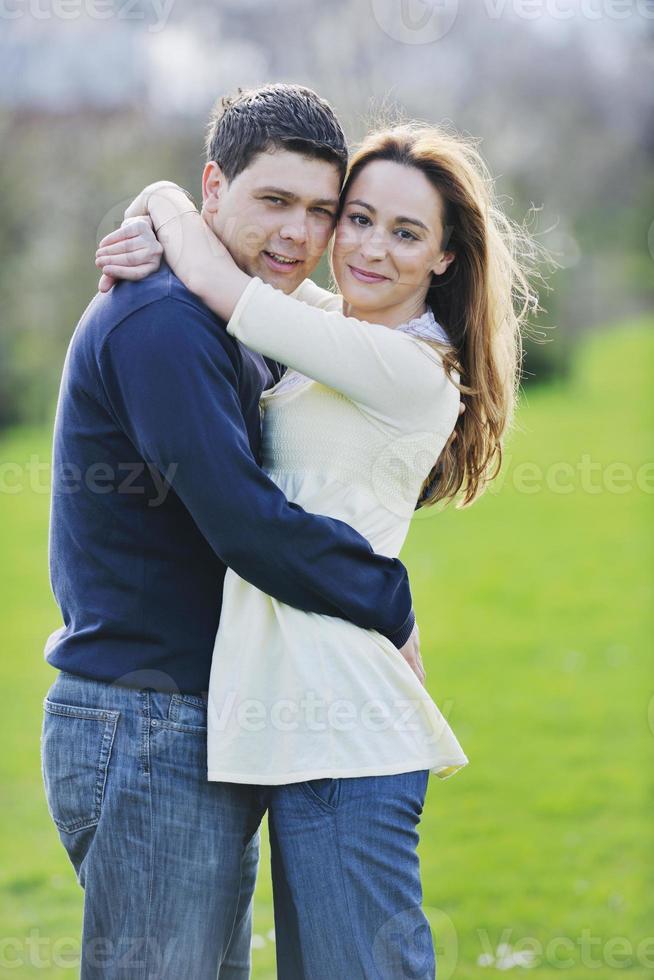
[41,83,420,979]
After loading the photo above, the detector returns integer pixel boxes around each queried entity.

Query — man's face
[202,148,341,294]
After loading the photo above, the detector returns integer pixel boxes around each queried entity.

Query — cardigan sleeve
[228,277,460,432]
[291,278,344,313]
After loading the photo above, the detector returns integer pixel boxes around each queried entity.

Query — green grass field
[0,319,652,978]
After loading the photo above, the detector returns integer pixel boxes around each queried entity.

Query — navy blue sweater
[45,264,415,694]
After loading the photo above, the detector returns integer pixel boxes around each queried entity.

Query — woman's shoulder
[392,310,461,427]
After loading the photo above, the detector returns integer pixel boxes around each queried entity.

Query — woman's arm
[96,184,458,427]
[95,182,248,306]
[226,278,459,428]
[291,277,343,313]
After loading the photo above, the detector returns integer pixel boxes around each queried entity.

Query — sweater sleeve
[291,278,344,313]
[98,296,415,648]
[228,277,459,430]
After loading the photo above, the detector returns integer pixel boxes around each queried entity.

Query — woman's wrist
[146,187,199,233]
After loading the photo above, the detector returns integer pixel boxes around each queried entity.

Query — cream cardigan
[205,277,469,784]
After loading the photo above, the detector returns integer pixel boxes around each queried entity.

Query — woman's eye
[348,213,370,227]
[396,228,418,242]
[264,196,285,205]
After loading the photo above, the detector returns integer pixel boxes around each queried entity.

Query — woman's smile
[347,264,391,284]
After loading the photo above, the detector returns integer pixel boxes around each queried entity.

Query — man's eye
[311,207,335,218]
[264,196,285,205]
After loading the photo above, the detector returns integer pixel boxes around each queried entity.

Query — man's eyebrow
[347,199,428,232]
[256,186,297,199]
[256,186,339,209]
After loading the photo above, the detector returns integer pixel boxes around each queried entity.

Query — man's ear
[202,161,227,214]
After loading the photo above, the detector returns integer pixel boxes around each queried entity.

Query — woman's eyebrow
[347,199,428,231]
[347,199,375,212]
[396,215,429,231]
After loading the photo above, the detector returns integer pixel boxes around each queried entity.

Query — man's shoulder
[75,263,230,356]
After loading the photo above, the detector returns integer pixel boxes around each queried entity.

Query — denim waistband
[45,669,209,713]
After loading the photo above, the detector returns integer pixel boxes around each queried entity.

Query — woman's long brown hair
[340,124,546,508]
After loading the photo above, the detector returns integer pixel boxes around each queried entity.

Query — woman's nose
[360,228,388,261]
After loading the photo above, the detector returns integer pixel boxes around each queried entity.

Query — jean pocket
[300,777,341,811]
[41,699,120,834]
[161,693,208,734]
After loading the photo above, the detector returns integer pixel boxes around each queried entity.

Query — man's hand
[96,215,163,293]
[398,623,425,686]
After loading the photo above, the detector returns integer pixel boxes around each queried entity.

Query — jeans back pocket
[41,699,120,834]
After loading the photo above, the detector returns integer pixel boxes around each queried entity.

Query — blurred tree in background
[0,0,652,430]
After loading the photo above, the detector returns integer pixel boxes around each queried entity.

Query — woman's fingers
[96,238,146,258]
[96,260,159,282]
[98,272,116,293]
[398,624,426,685]
[96,247,152,269]
[97,217,151,250]
[95,215,161,292]
[97,217,157,256]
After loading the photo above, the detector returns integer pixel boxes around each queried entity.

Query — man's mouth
[262,251,303,272]
[347,264,390,284]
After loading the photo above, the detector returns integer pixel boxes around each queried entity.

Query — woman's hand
[96,180,249,318]
[96,181,197,292]
[95,215,163,293]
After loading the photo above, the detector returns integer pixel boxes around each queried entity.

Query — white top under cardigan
[205,276,469,784]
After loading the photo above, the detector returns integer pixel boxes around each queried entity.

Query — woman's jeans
[41,670,434,979]
[268,774,435,979]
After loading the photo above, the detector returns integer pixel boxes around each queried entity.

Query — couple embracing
[41,82,534,979]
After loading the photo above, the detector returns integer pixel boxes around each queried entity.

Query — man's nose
[279,212,308,245]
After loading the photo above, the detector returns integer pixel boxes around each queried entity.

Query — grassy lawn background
[0,318,651,978]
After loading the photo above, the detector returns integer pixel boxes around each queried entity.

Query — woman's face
[332,159,455,326]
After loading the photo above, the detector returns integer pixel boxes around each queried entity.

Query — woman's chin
[339,283,393,314]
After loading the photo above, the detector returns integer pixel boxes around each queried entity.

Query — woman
[96,124,539,978]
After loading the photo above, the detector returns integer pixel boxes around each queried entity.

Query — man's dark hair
[205,83,348,185]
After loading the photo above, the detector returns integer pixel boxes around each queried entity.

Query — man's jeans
[41,670,434,979]
[40,670,262,979]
